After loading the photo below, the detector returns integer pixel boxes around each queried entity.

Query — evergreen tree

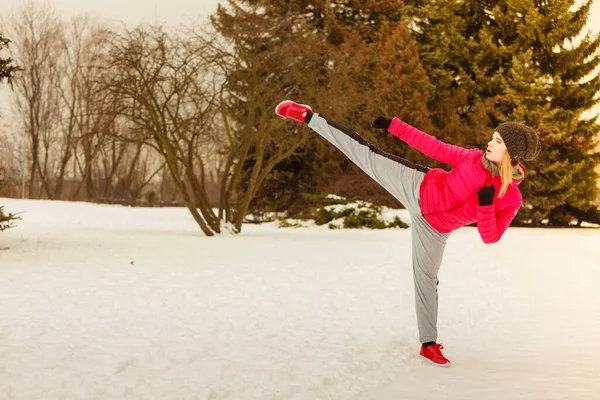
[0,35,21,231]
[213,1,436,214]
[211,1,332,217]
[408,0,600,226]
[0,35,20,84]
[0,165,19,231]
[515,1,600,226]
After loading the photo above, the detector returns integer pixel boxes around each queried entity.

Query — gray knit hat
[495,122,541,165]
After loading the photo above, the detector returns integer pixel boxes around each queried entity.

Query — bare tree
[205,11,318,232]
[211,46,311,231]
[58,15,127,201]
[103,22,311,235]
[103,26,225,235]
[53,14,96,199]
[5,1,63,199]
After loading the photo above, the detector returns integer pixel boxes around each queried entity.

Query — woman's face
[486,131,508,164]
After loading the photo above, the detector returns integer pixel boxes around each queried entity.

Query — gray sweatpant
[308,114,450,343]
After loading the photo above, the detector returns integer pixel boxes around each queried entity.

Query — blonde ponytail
[498,151,514,198]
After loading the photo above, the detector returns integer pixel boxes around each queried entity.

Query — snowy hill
[1,198,599,399]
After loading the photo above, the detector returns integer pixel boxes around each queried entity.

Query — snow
[1,197,600,399]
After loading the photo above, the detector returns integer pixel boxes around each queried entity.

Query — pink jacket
[388,118,524,244]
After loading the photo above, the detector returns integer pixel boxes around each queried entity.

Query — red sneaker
[275,100,313,126]
[420,343,451,367]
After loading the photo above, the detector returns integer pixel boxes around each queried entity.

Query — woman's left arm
[476,202,521,244]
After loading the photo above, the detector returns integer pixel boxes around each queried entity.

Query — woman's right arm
[388,117,472,167]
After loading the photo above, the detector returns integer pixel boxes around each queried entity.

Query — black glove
[477,185,495,206]
[372,116,392,131]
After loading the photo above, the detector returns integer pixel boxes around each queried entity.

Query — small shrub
[0,206,20,232]
[146,191,157,204]
[343,209,387,229]
[387,216,409,229]
[279,193,409,230]
[337,207,355,218]
[278,220,303,228]
[315,208,335,225]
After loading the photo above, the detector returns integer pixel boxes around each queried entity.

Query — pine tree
[408,0,600,226]
[213,1,436,213]
[0,163,20,232]
[0,35,20,84]
[211,1,333,217]
[0,35,21,231]
[406,0,498,150]
[521,1,600,225]
[309,20,435,207]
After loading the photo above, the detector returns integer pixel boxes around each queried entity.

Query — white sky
[1,0,222,26]
[2,0,600,32]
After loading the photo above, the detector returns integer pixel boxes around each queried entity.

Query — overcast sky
[2,0,600,31]
[2,0,222,26]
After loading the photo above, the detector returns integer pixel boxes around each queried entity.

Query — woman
[275,100,541,367]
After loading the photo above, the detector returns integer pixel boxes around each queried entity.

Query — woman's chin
[485,155,498,164]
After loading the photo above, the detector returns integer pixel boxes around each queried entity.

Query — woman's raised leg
[307,113,428,214]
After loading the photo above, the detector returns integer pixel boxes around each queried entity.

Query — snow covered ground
[1,197,599,400]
